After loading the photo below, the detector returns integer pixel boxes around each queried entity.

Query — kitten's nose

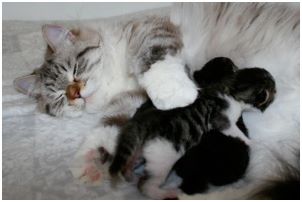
[66,81,84,100]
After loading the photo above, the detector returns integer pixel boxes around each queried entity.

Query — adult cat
[14,16,197,117]
[72,3,299,199]
[171,3,299,199]
[14,3,299,199]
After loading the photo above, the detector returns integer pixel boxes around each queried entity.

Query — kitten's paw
[140,56,198,110]
[70,148,109,186]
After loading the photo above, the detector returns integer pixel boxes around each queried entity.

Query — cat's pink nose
[66,81,84,100]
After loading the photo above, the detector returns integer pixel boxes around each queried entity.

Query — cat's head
[14,24,102,117]
[231,68,276,111]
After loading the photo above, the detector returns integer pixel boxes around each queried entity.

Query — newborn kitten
[108,58,276,199]
[163,57,250,195]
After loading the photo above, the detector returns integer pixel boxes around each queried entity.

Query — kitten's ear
[13,74,41,98]
[42,24,76,52]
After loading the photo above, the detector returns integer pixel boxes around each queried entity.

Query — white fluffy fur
[221,95,251,145]
[82,28,139,113]
[139,55,198,110]
[70,126,119,185]
[170,3,299,199]
[141,138,183,199]
[71,2,299,199]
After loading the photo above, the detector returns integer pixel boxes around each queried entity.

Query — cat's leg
[139,55,198,110]
[127,17,198,110]
[138,138,183,199]
[69,125,119,185]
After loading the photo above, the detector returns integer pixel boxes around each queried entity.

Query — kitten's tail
[109,123,144,179]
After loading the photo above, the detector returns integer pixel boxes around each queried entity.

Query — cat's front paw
[139,56,198,110]
[150,78,198,110]
[70,148,110,186]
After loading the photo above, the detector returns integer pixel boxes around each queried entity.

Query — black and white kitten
[109,58,276,199]
[163,57,251,195]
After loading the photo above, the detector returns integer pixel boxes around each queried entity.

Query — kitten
[163,57,250,195]
[108,59,276,199]
[14,16,198,117]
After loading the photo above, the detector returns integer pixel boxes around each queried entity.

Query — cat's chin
[84,93,105,114]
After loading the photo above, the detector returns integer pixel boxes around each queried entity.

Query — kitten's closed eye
[232,68,276,111]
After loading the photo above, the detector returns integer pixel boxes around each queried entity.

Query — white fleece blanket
[2,8,168,200]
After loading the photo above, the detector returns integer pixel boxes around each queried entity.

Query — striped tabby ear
[13,74,40,98]
[42,24,75,52]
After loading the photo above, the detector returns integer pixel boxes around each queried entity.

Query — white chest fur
[221,95,251,145]
[84,31,139,113]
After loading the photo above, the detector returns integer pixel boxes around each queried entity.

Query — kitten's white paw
[139,55,198,110]
[70,149,109,186]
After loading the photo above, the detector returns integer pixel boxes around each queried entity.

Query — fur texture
[14,16,197,117]
[13,2,298,200]
[73,3,299,199]
[108,59,276,199]
[170,3,299,199]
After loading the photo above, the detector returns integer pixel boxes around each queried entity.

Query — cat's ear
[42,24,76,52]
[71,27,101,48]
[13,74,41,98]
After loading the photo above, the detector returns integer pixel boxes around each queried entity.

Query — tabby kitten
[109,58,276,199]
[163,57,250,195]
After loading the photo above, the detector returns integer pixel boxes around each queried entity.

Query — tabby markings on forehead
[87,57,102,72]
[76,47,99,59]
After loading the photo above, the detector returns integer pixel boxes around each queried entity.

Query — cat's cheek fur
[80,79,98,99]
[63,98,85,117]
[139,55,198,110]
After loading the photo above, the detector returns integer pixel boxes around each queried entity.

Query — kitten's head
[193,57,238,88]
[231,68,276,111]
[14,25,102,117]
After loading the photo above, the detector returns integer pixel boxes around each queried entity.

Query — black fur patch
[194,57,237,88]
[173,129,249,194]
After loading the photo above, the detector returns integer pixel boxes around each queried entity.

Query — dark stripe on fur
[102,114,130,127]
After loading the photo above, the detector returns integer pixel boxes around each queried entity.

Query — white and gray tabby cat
[14,16,197,117]
[14,2,299,200]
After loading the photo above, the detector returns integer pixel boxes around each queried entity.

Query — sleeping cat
[14,16,198,117]
[13,3,298,199]
[108,61,276,199]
